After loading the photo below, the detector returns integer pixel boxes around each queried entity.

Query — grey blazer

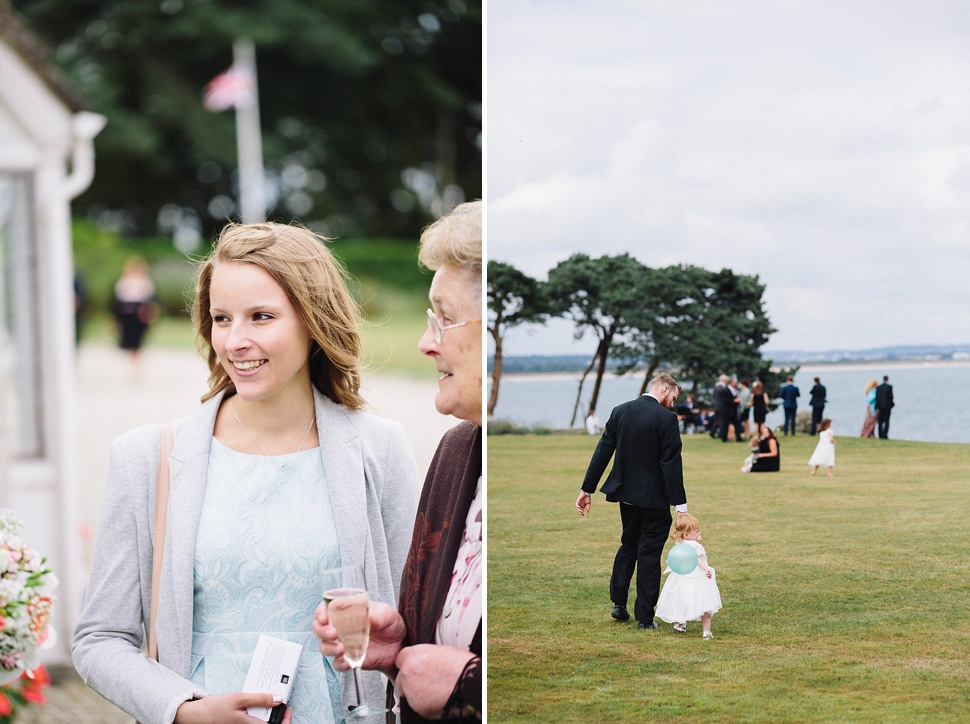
[73,388,420,724]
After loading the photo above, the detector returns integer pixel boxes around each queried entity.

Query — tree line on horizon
[487,253,797,426]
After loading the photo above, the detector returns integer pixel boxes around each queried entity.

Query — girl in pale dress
[655,513,722,639]
[808,418,837,476]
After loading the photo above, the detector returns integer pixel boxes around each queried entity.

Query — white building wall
[0,30,104,665]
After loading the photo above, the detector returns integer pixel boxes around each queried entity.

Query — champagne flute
[321,564,385,719]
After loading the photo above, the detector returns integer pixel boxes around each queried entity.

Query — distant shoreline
[496,358,970,383]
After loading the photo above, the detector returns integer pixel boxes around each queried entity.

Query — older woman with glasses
[315,200,482,722]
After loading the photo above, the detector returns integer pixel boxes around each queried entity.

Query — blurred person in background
[875,375,895,439]
[111,255,159,380]
[315,200,483,722]
[743,422,781,473]
[860,378,878,438]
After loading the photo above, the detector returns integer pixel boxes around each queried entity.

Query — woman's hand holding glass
[313,600,405,674]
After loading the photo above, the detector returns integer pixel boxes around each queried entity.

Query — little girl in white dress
[808,418,836,477]
[655,513,722,639]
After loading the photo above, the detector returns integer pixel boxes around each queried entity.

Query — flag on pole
[202,64,254,111]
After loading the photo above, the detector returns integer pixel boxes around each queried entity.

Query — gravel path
[17,667,131,723]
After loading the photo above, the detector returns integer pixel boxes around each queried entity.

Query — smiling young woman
[74,222,421,724]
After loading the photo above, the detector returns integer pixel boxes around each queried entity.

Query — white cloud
[487,0,970,353]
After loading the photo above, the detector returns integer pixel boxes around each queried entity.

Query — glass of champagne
[321,564,385,719]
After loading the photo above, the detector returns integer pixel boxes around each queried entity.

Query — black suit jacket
[581,395,687,510]
[875,383,894,410]
[712,383,734,414]
[810,384,826,408]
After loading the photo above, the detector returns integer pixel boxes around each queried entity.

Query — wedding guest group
[675,395,703,434]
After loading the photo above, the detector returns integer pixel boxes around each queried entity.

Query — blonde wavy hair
[191,222,365,409]
[671,513,701,542]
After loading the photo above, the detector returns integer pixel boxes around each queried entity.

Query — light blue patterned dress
[190,438,343,723]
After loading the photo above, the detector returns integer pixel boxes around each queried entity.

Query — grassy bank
[487,433,970,722]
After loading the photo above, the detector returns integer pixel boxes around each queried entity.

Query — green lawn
[487,433,970,722]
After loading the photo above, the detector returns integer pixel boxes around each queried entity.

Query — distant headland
[489,344,970,375]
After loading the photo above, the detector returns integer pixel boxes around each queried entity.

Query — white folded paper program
[244,634,303,723]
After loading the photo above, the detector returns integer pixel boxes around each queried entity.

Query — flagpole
[233,37,265,223]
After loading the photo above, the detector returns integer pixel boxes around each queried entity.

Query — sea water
[488,362,970,444]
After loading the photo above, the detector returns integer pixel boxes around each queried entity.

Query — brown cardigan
[396,420,482,722]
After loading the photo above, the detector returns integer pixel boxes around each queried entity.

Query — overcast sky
[487,0,970,356]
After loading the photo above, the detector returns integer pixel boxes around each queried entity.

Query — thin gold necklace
[231,396,316,471]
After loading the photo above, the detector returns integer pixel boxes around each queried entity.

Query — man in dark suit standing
[576,372,689,630]
[711,375,739,442]
[876,375,895,439]
[779,376,800,435]
[809,377,827,436]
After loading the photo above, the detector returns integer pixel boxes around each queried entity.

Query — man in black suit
[809,377,827,436]
[712,375,741,442]
[875,375,895,439]
[576,372,689,630]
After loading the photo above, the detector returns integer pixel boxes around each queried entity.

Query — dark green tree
[545,253,647,426]
[611,265,778,404]
[486,260,547,418]
[611,264,704,396]
[14,0,481,241]
[671,267,777,399]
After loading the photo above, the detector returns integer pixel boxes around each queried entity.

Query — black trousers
[877,408,891,439]
[718,411,741,442]
[811,405,824,435]
[610,503,672,624]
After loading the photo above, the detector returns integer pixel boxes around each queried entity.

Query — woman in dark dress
[751,380,769,427]
[750,423,780,472]
[111,255,158,379]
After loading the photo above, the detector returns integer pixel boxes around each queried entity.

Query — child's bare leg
[827,466,834,477]
[810,466,818,476]
[702,612,712,635]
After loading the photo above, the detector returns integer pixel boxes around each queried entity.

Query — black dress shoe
[638,621,658,629]
[611,605,630,621]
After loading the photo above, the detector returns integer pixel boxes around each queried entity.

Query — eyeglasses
[426,309,481,343]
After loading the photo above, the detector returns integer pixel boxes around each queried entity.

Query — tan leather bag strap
[149,423,173,661]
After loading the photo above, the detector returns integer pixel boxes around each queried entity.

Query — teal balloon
[667,543,698,574]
